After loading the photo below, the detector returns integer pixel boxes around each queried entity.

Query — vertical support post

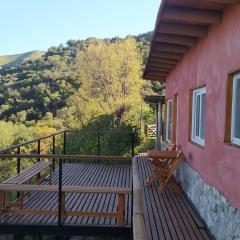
[58,158,63,226]
[52,135,55,172]
[37,139,41,162]
[17,146,21,198]
[17,147,21,174]
[131,131,135,157]
[118,193,125,226]
[63,131,66,163]
[97,132,100,164]
[61,192,65,224]
[156,103,162,150]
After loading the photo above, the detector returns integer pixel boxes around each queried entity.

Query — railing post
[131,131,135,157]
[37,139,41,162]
[117,193,125,226]
[63,131,66,163]
[58,158,63,226]
[97,132,100,164]
[17,147,21,174]
[52,135,55,172]
[17,147,21,199]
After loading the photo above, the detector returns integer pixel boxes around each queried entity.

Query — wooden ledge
[132,156,147,240]
[0,184,132,194]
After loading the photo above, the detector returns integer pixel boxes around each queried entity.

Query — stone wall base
[175,161,240,240]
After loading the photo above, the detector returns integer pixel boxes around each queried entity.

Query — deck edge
[132,155,147,240]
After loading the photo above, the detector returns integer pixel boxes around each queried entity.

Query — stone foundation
[175,161,240,240]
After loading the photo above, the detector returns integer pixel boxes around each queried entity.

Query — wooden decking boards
[0,156,212,239]
[0,162,132,227]
[135,154,211,240]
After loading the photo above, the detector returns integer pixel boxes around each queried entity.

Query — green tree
[66,38,144,129]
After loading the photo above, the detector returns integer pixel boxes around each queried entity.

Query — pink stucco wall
[165,5,240,208]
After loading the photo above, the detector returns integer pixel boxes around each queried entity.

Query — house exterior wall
[165,4,240,209]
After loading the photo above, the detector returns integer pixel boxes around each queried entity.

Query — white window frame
[231,74,240,145]
[191,87,206,146]
[166,99,172,143]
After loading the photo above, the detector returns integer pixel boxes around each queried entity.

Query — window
[166,100,172,143]
[191,87,206,146]
[231,74,240,145]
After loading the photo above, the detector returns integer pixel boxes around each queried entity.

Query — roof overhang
[144,95,165,104]
[143,0,239,82]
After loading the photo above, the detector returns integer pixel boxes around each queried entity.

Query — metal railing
[0,129,135,177]
[0,129,135,223]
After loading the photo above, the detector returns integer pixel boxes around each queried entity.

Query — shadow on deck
[134,154,211,240]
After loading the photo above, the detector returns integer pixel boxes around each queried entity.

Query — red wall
[165,5,240,208]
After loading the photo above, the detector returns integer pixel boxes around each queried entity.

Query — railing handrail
[0,129,135,153]
[67,129,134,134]
[0,130,66,153]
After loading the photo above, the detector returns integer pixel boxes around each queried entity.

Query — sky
[0,0,160,55]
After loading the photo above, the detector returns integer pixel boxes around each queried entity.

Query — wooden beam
[153,43,189,54]
[146,68,170,74]
[162,6,222,25]
[147,67,173,72]
[144,76,166,81]
[151,51,182,60]
[158,22,208,38]
[155,33,197,47]
[0,184,132,194]
[146,72,169,77]
[204,0,240,4]
[147,69,171,75]
[149,57,179,65]
[147,63,174,69]
[148,60,175,67]
[146,72,168,78]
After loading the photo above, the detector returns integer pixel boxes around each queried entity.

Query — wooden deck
[135,154,211,240]
[0,162,132,227]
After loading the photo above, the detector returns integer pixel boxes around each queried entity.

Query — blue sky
[0,0,160,55]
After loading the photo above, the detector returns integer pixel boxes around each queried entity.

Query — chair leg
[168,178,183,195]
[146,174,157,187]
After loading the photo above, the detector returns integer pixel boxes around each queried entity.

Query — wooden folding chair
[146,147,183,194]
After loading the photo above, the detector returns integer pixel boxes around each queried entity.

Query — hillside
[0,50,45,68]
[0,32,156,123]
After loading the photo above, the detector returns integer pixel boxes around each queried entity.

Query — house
[144,1,240,239]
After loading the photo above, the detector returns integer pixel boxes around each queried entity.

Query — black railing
[0,129,135,178]
[0,129,134,237]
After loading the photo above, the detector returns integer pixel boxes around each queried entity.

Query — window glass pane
[233,79,240,138]
[195,95,200,137]
[192,87,206,145]
[200,93,206,139]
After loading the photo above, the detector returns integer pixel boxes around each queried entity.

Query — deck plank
[136,154,211,240]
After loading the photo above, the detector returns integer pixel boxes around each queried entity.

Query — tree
[66,38,144,129]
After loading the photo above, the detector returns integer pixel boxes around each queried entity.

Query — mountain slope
[0,32,154,122]
[0,50,45,68]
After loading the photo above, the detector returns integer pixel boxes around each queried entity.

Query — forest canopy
[0,32,162,153]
